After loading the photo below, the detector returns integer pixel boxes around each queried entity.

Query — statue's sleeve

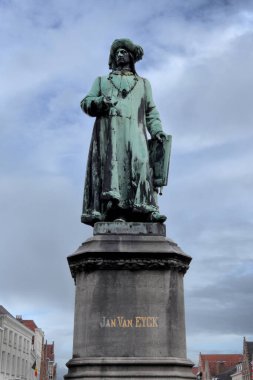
[144,79,163,138]
[80,77,107,117]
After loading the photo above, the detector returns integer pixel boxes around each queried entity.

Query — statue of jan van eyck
[80,38,171,226]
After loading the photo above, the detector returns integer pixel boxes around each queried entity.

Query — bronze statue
[80,38,170,226]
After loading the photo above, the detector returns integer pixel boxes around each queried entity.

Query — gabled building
[17,317,44,379]
[242,337,253,380]
[40,342,56,380]
[198,353,243,380]
[231,362,243,380]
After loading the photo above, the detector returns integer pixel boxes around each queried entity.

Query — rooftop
[20,319,38,332]
[200,354,243,377]
[0,305,14,318]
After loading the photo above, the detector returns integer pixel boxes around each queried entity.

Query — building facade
[0,306,34,380]
[231,362,243,380]
[242,338,253,380]
[17,318,44,380]
[40,342,56,380]
[0,306,53,380]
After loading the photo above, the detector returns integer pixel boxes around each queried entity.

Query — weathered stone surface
[71,269,186,358]
[66,357,195,379]
[94,221,166,236]
[65,223,194,379]
[68,223,191,281]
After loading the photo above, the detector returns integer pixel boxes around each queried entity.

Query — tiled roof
[21,320,38,332]
[200,354,243,377]
[0,305,14,318]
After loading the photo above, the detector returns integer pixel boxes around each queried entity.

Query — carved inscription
[100,316,159,328]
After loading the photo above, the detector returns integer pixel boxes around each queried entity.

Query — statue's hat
[109,38,144,69]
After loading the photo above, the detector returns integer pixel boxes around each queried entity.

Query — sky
[1,0,253,376]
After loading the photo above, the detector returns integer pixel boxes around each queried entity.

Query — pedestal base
[65,223,194,380]
[66,357,194,379]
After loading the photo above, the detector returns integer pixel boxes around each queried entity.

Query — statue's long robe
[80,73,163,225]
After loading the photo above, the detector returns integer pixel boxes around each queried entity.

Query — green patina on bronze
[80,38,171,226]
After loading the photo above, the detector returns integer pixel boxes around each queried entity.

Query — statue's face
[115,48,130,66]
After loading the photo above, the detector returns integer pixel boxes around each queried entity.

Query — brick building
[40,342,56,380]
[242,338,253,380]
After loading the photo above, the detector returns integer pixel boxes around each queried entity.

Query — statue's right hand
[103,96,118,107]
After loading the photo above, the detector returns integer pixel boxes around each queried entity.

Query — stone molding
[67,356,193,365]
[65,356,195,379]
[69,256,189,279]
[67,223,192,280]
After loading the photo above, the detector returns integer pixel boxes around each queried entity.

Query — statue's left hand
[155,132,166,142]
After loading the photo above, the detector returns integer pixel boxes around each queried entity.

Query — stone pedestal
[65,222,194,379]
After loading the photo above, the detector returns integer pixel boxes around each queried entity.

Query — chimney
[216,361,226,374]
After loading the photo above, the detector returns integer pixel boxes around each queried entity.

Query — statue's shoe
[149,211,167,223]
[81,211,102,226]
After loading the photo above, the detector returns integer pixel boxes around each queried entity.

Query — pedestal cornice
[67,222,192,281]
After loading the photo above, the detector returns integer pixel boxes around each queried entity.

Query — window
[23,338,26,352]
[6,353,10,374]
[17,357,20,376]
[9,330,13,346]
[3,328,8,343]
[12,355,15,375]
[25,360,28,378]
[48,362,54,379]
[19,336,22,350]
[14,333,17,348]
[21,358,24,377]
[1,351,6,373]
